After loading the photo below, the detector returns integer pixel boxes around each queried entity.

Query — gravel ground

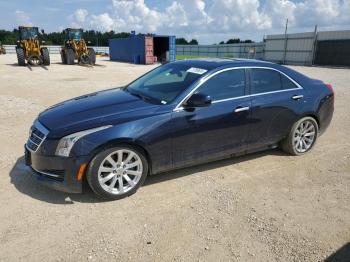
[0,55,349,262]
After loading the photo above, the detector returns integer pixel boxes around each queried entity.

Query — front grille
[26,120,49,152]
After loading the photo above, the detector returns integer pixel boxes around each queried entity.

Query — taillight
[325,84,334,94]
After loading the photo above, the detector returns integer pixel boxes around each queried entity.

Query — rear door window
[281,74,299,90]
[250,69,282,94]
[250,69,299,94]
[196,69,246,100]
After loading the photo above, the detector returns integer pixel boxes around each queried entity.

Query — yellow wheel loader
[0,42,6,55]
[60,28,95,65]
[16,26,50,66]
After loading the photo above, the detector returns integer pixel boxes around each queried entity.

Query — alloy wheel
[293,119,316,153]
[97,149,143,195]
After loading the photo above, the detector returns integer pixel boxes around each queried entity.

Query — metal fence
[176,43,265,60]
[177,30,350,65]
[3,45,109,54]
[264,30,350,65]
[264,32,316,65]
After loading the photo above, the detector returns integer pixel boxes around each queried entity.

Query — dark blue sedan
[25,59,334,199]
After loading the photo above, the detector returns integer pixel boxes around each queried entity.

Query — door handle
[292,95,303,100]
[234,106,250,113]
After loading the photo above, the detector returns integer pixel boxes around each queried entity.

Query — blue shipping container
[109,35,176,64]
[109,35,147,64]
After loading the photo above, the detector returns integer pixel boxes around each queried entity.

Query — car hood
[38,88,160,138]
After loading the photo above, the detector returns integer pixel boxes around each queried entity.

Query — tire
[60,50,67,64]
[78,54,90,64]
[41,47,50,65]
[87,48,96,65]
[16,47,26,66]
[86,145,149,200]
[65,48,75,65]
[280,116,319,156]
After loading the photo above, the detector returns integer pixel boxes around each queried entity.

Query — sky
[1,0,350,44]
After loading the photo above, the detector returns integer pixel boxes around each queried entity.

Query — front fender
[71,112,173,174]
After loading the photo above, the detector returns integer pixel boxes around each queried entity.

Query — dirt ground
[0,55,349,262]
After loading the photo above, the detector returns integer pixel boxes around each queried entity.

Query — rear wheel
[281,117,318,155]
[41,47,50,65]
[65,48,75,65]
[16,47,26,66]
[88,48,96,65]
[87,145,148,200]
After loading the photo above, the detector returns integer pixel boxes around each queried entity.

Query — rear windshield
[124,63,207,104]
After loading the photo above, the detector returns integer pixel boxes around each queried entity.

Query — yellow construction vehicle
[16,26,50,66]
[60,28,95,65]
[0,42,6,55]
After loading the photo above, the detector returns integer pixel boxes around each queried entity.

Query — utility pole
[311,25,318,65]
[284,18,289,35]
[283,18,289,64]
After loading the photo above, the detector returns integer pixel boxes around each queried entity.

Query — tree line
[0,28,254,46]
[176,37,254,45]
[219,38,254,44]
[0,29,131,46]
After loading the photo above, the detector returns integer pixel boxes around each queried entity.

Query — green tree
[226,38,240,44]
[176,38,188,45]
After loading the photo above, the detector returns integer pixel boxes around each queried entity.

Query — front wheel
[87,48,96,65]
[66,48,75,65]
[281,116,318,155]
[60,50,67,64]
[41,47,50,65]
[86,145,148,200]
[16,47,26,66]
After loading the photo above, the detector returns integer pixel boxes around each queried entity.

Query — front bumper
[25,145,87,193]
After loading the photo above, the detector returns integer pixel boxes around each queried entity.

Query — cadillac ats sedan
[25,59,334,200]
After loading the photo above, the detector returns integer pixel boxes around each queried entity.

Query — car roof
[173,58,312,84]
[173,58,273,70]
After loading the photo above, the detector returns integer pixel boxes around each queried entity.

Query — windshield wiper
[127,90,152,102]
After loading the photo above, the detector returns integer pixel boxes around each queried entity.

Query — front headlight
[55,125,112,157]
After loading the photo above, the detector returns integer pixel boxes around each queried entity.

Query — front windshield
[125,63,208,104]
[67,30,82,40]
[20,28,38,40]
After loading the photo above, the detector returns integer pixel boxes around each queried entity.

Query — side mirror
[184,93,212,108]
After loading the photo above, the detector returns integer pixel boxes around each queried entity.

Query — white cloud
[75,9,89,24]
[15,10,32,26]
[263,0,296,29]
[69,8,89,28]
[68,0,350,44]
[208,0,271,33]
[91,13,115,31]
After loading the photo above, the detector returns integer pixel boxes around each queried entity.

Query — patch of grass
[176,55,208,60]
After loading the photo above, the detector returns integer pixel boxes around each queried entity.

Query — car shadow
[144,149,286,186]
[10,149,286,204]
[325,242,350,262]
[9,156,101,205]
